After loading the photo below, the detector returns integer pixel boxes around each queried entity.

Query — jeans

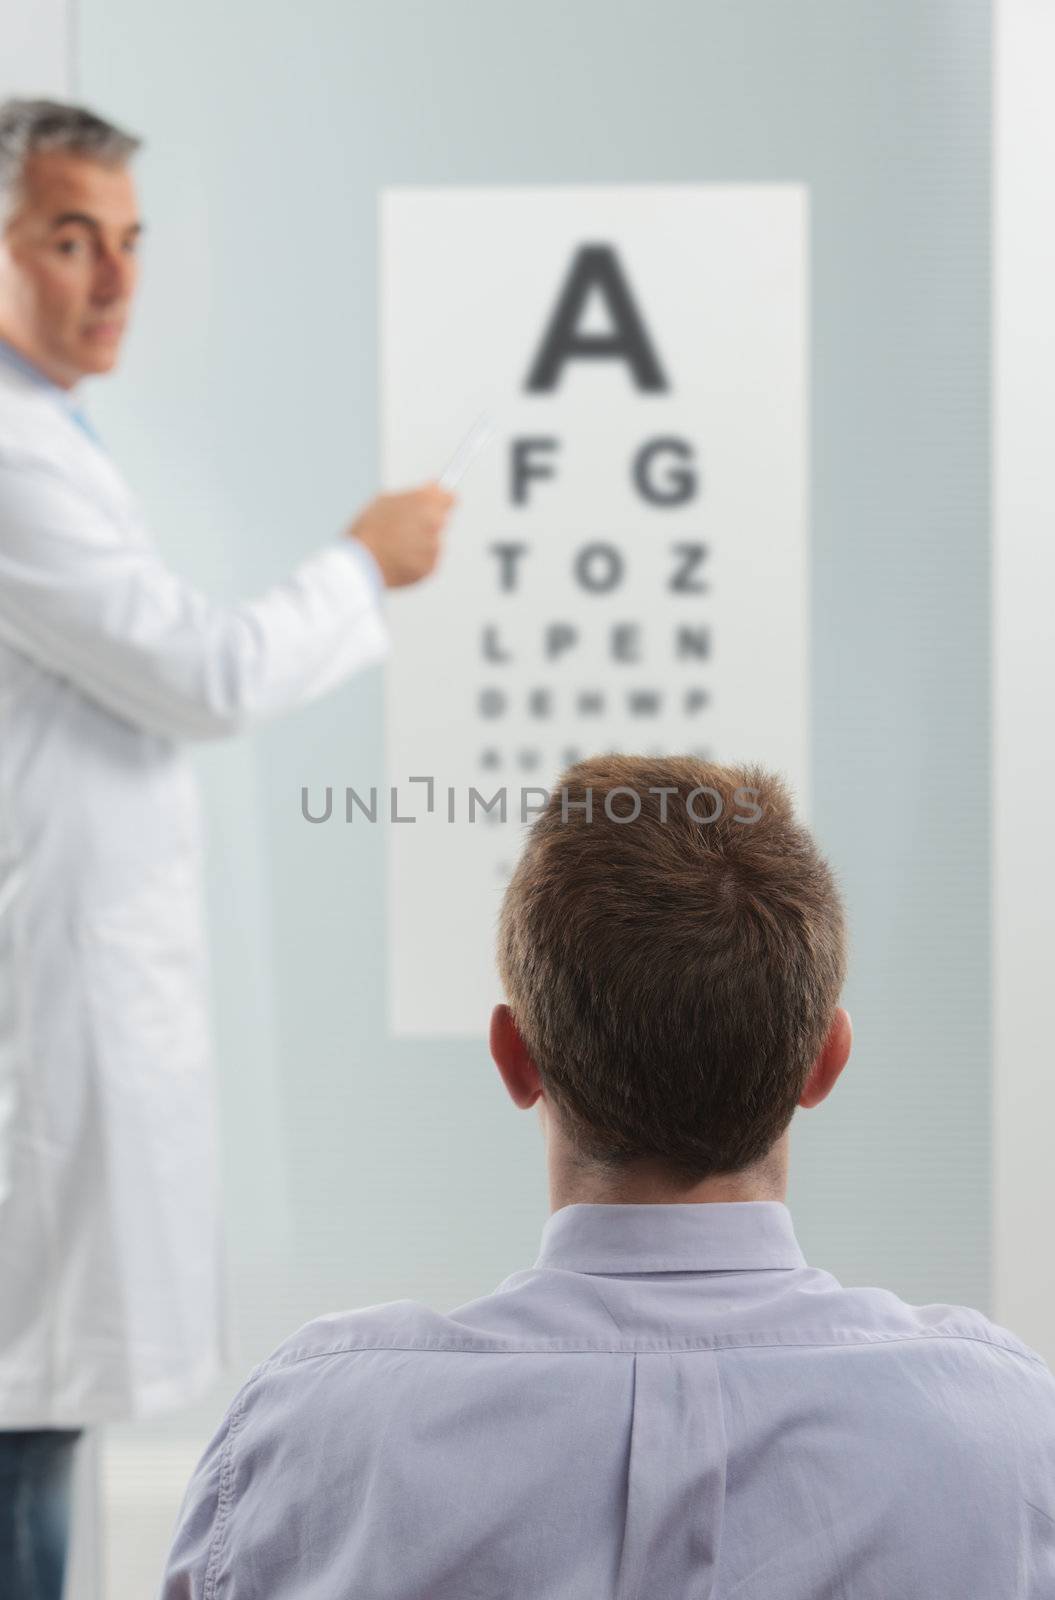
[0,1429,82,1600]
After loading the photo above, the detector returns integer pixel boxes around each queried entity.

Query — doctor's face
[0,150,141,389]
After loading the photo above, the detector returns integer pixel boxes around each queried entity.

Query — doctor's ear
[489,1003,543,1110]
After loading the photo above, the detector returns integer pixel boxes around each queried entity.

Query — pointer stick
[438,410,496,489]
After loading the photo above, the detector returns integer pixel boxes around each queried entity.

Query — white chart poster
[380,184,808,1036]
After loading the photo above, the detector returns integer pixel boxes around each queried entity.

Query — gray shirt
[160,1200,1055,1597]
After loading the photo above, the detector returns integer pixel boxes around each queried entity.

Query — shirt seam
[712,1355,730,1590]
[257,1327,1047,1372]
[535,1259,805,1272]
[202,1382,254,1600]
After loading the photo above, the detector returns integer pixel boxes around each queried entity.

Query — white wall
[0,0,71,98]
[993,0,1055,1365]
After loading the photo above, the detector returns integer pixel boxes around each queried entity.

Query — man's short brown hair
[497,755,847,1183]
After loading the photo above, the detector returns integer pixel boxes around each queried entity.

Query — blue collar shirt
[161,1200,1055,1596]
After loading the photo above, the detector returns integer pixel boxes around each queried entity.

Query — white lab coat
[0,357,389,1426]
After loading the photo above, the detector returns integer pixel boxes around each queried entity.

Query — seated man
[161,755,1055,1598]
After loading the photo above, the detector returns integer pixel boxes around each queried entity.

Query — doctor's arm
[0,453,450,741]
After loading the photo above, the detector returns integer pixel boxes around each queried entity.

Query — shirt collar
[534,1200,807,1274]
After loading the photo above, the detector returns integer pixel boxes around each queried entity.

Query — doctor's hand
[345,482,455,588]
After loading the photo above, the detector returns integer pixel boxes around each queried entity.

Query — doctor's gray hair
[0,98,141,223]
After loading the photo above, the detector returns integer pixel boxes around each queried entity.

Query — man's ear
[489,1003,543,1109]
[798,1006,852,1110]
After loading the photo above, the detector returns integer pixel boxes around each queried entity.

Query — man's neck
[546,1131,789,1211]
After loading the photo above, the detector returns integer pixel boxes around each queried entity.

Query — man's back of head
[492,753,849,1200]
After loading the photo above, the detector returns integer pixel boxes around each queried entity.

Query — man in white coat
[0,97,454,1596]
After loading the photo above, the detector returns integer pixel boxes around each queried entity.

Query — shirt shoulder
[249,1270,1055,1366]
[210,1278,1055,1579]
[252,1299,460,1376]
[815,1279,1054,1374]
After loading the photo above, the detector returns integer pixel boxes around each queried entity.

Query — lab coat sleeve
[0,449,390,742]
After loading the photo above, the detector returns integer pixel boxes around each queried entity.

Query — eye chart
[380,185,808,1035]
